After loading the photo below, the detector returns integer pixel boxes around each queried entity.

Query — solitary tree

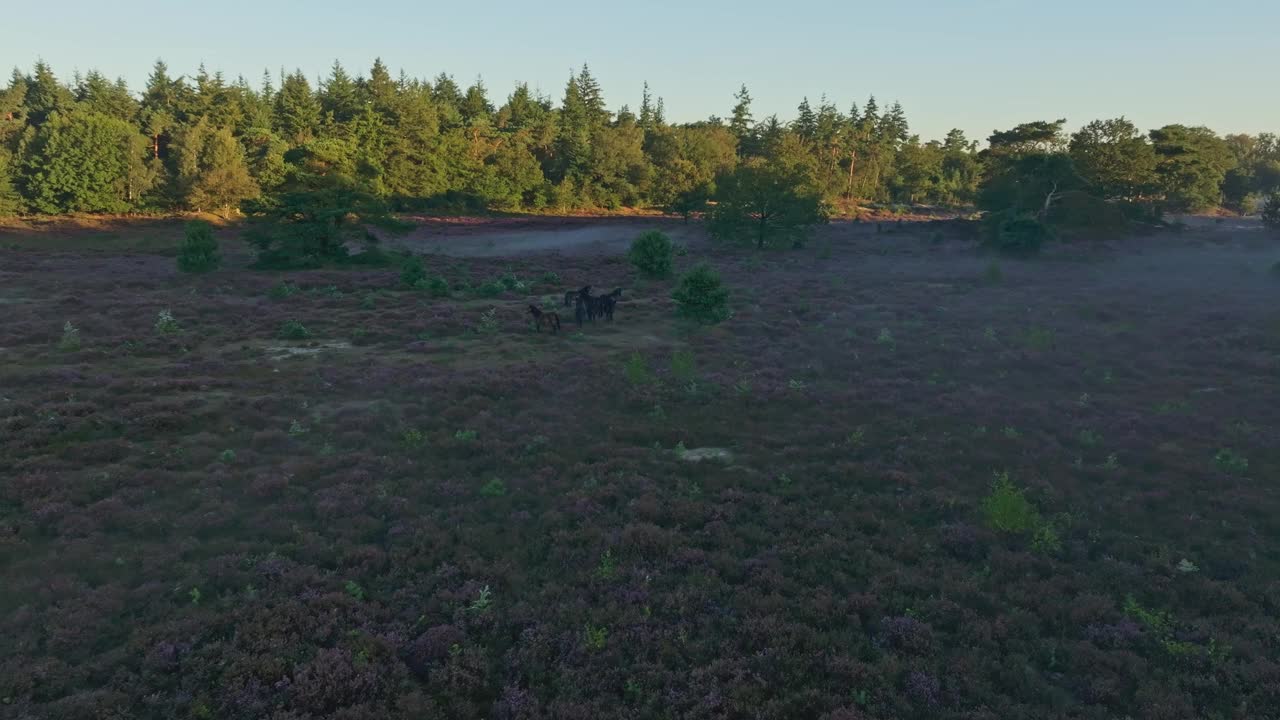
[1149,125,1235,211]
[1069,118,1158,200]
[707,159,828,248]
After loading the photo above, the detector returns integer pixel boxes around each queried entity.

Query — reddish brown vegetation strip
[1,222,1279,719]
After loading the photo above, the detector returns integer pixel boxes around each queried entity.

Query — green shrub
[268,282,300,300]
[177,220,221,273]
[419,275,450,297]
[58,321,81,351]
[154,309,180,334]
[473,280,506,298]
[982,470,1040,534]
[672,264,730,324]
[400,255,427,288]
[1213,448,1248,474]
[278,320,311,340]
[983,210,1050,255]
[623,353,653,386]
[629,230,674,277]
[670,350,696,382]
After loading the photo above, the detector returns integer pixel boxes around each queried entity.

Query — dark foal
[528,305,562,333]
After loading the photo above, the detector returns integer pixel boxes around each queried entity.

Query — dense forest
[1,59,1278,220]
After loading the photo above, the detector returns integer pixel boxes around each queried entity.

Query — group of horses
[527,285,622,334]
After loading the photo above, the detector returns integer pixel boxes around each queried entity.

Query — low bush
[177,220,221,273]
[400,256,427,288]
[628,230,674,277]
[982,210,1051,255]
[672,264,730,324]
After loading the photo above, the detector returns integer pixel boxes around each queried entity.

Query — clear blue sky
[9,0,1278,143]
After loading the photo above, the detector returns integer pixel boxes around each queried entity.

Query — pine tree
[74,71,137,122]
[879,101,909,147]
[576,64,608,126]
[654,97,666,127]
[794,98,816,141]
[365,59,398,116]
[275,70,321,143]
[553,72,590,182]
[729,84,755,154]
[638,82,654,131]
[24,61,74,125]
[461,79,493,126]
[320,61,361,124]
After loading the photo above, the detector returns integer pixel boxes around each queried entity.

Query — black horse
[596,288,623,321]
[573,286,594,327]
[564,285,590,309]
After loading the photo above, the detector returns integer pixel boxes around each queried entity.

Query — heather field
[2,218,1279,720]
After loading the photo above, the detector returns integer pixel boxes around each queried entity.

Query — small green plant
[420,275,450,297]
[177,220,221,273]
[344,580,366,601]
[1123,594,1173,639]
[154,309,180,334]
[1002,425,1020,439]
[218,449,236,463]
[876,328,895,347]
[278,320,311,340]
[542,271,562,284]
[583,623,608,652]
[623,353,653,386]
[268,282,300,300]
[468,585,493,613]
[454,429,478,442]
[479,478,507,497]
[477,307,499,334]
[788,378,807,390]
[982,470,1040,534]
[672,264,730,324]
[288,419,308,436]
[188,587,202,605]
[401,429,425,448]
[58,321,81,351]
[595,550,617,580]
[629,230,675,277]
[1031,524,1063,555]
[670,350,696,382]
[473,280,506,298]
[498,271,526,291]
[1102,453,1120,471]
[983,326,998,342]
[400,255,427,288]
[1077,429,1100,447]
[1213,448,1248,474]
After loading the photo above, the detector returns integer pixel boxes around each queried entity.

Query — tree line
[0,59,1277,221]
